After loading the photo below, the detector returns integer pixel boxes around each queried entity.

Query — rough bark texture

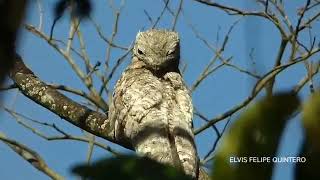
[109,29,199,178]
[9,54,131,149]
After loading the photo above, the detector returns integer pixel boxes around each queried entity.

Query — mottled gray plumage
[109,29,198,178]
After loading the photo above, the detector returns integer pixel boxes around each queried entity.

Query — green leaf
[72,155,192,180]
[212,92,300,180]
[302,91,320,151]
[295,91,320,180]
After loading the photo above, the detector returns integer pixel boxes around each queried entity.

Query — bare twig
[105,10,121,70]
[9,55,132,150]
[171,0,183,30]
[195,48,320,135]
[36,0,44,31]
[194,107,220,137]
[143,10,153,24]
[99,44,133,95]
[192,0,287,37]
[85,132,95,165]
[152,0,170,28]
[190,19,243,92]
[0,132,63,180]
[66,15,79,55]
[25,24,109,111]
[289,0,312,61]
[89,17,128,50]
[293,61,320,93]
[201,116,231,164]
[2,105,122,156]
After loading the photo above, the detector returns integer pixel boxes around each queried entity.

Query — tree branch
[9,54,132,150]
[0,132,63,180]
[194,48,320,135]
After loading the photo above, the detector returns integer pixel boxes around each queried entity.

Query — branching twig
[24,24,109,111]
[2,105,123,156]
[201,116,231,164]
[294,61,320,93]
[192,0,287,37]
[89,17,128,50]
[99,44,133,96]
[9,54,132,150]
[195,48,320,135]
[171,0,183,30]
[0,132,63,180]
[152,0,170,28]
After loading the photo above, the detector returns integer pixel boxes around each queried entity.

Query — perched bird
[109,29,198,178]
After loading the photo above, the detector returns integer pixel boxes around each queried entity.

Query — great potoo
[109,29,198,178]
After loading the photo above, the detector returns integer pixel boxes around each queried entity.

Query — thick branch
[9,54,132,150]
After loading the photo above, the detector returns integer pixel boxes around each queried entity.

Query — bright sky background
[0,0,319,179]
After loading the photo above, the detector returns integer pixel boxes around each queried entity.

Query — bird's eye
[167,50,175,56]
[137,49,144,55]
